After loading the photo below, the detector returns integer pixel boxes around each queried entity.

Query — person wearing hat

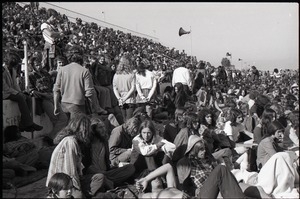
[40,15,65,72]
[176,135,247,198]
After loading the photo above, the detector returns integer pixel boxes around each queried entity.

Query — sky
[36,2,298,71]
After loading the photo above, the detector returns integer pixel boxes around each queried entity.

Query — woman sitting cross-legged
[130,119,176,175]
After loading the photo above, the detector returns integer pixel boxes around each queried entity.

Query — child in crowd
[47,173,74,198]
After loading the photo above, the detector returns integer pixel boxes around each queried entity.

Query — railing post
[23,40,29,90]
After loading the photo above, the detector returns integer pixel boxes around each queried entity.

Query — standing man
[41,15,65,72]
[53,45,103,120]
[171,62,192,96]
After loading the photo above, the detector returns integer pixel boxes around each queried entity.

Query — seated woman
[172,111,201,162]
[199,108,232,168]
[256,120,285,170]
[173,82,189,121]
[283,110,299,150]
[176,135,247,198]
[224,108,253,144]
[213,90,226,118]
[253,108,277,145]
[131,119,176,174]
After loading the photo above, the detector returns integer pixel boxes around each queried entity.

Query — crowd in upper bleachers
[2,2,299,199]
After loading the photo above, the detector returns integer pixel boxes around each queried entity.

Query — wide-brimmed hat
[185,135,204,155]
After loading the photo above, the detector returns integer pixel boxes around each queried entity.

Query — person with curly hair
[47,114,113,198]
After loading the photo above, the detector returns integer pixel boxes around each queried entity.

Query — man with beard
[108,116,142,167]
[82,117,135,188]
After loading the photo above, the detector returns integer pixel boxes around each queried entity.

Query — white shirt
[224,121,245,142]
[41,22,55,44]
[172,67,192,87]
[248,99,255,110]
[135,69,155,89]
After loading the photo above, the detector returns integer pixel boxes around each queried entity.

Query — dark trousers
[8,93,33,128]
[103,164,135,187]
[130,149,165,174]
[198,165,246,199]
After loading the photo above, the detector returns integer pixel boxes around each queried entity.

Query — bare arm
[122,76,136,102]
[136,78,145,100]
[53,69,62,115]
[147,78,157,101]
[137,163,177,192]
[214,100,223,113]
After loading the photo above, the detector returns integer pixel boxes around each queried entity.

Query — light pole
[101,11,106,22]
[238,58,242,70]
[153,29,156,37]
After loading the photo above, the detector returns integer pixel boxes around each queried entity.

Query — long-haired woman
[135,61,157,119]
[47,114,113,198]
[131,119,175,174]
[113,55,136,122]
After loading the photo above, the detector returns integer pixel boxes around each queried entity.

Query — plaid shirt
[190,158,214,189]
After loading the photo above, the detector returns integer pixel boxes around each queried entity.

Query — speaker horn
[179,27,191,36]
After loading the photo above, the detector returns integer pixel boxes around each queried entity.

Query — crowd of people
[2,2,299,199]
